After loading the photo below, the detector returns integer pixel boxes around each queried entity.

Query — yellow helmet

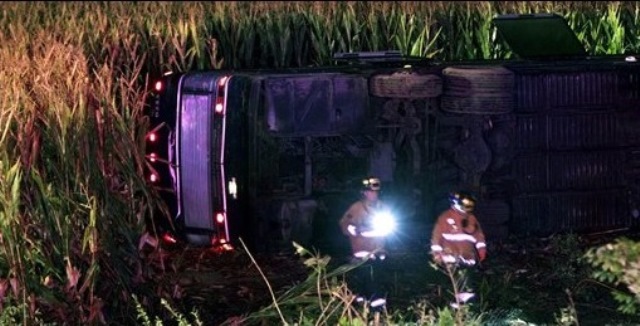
[449,191,476,213]
[362,177,381,191]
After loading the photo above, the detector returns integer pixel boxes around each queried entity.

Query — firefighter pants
[348,258,386,301]
[447,263,484,303]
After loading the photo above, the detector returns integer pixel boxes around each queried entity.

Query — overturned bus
[144,13,640,250]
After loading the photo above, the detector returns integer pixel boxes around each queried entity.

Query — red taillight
[149,153,157,162]
[150,174,159,182]
[215,212,225,224]
[162,233,177,244]
[218,76,228,87]
[148,132,157,142]
[215,102,224,114]
[213,76,228,115]
[214,93,225,114]
[154,80,163,92]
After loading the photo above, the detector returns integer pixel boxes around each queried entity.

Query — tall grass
[0,8,158,324]
[0,1,639,324]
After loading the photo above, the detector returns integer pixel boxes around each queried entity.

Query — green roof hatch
[492,13,587,60]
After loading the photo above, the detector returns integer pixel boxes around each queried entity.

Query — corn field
[1,1,639,324]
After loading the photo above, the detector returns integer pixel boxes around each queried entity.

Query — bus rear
[145,72,251,248]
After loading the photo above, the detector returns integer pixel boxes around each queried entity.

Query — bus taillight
[213,75,229,115]
[218,76,228,87]
[215,212,226,224]
[154,80,163,92]
[215,102,224,114]
[162,232,177,244]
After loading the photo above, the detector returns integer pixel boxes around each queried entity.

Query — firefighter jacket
[339,199,387,259]
[431,207,486,266]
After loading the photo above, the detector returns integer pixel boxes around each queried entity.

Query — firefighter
[430,191,487,308]
[339,176,390,309]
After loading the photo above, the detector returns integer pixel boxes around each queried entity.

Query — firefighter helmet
[449,191,476,213]
[361,177,381,191]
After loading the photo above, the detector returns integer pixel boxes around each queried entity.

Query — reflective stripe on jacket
[431,207,485,265]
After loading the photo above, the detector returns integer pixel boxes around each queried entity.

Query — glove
[347,224,358,236]
[432,252,443,264]
[478,248,487,262]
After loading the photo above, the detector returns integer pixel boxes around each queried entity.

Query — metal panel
[514,74,546,112]
[549,151,625,190]
[510,67,639,234]
[515,112,619,151]
[265,76,332,136]
[512,190,632,235]
[547,113,618,149]
[547,72,617,109]
[180,94,213,230]
[514,115,546,150]
[513,150,626,193]
[265,74,370,137]
[514,71,618,112]
[512,153,547,193]
[511,195,549,233]
[617,70,640,106]
[332,75,370,132]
